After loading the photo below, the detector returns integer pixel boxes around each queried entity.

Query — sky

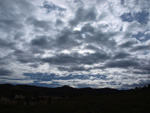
[0,0,150,89]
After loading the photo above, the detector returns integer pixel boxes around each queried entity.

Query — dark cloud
[26,17,51,31]
[74,0,82,3]
[30,47,45,54]
[85,32,117,49]
[81,23,95,33]
[41,51,110,65]
[0,0,37,68]
[54,28,81,49]
[41,53,80,65]
[0,68,12,76]
[119,39,138,48]
[55,19,64,26]
[0,0,34,33]
[131,44,150,51]
[113,52,131,59]
[0,58,8,66]
[141,66,150,74]
[58,66,90,72]
[31,36,49,48]
[69,7,97,26]
[0,19,24,33]
[28,23,117,52]
[0,38,15,49]
[85,44,100,51]
[58,64,106,72]
[14,32,25,40]
[12,49,38,64]
[79,24,117,49]
[28,63,39,68]
[30,28,81,50]
[105,59,139,68]
[30,36,55,52]
[134,64,150,74]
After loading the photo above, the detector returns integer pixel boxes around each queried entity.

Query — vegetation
[0,84,150,113]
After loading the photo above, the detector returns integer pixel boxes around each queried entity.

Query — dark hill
[0,84,120,98]
[0,84,150,113]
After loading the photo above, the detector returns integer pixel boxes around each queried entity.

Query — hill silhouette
[0,84,150,113]
[0,84,120,98]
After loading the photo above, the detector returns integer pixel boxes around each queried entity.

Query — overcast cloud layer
[0,0,150,89]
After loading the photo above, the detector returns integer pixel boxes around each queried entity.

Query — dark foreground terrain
[0,84,150,113]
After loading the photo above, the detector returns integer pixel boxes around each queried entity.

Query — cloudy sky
[0,0,150,89]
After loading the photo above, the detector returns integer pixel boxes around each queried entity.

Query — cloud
[55,19,64,26]
[131,43,150,51]
[0,0,34,33]
[31,36,50,48]
[0,68,12,76]
[104,59,139,68]
[41,51,110,65]
[0,38,15,49]
[0,0,150,89]
[119,39,138,48]
[26,17,51,31]
[12,49,38,64]
[69,7,97,26]
[53,28,81,49]
[113,52,131,59]
[58,66,90,72]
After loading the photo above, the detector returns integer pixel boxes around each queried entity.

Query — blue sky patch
[132,31,150,42]
[24,73,107,82]
[121,0,124,5]
[121,11,149,24]
[121,13,134,22]
[43,1,67,13]
[132,32,144,41]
